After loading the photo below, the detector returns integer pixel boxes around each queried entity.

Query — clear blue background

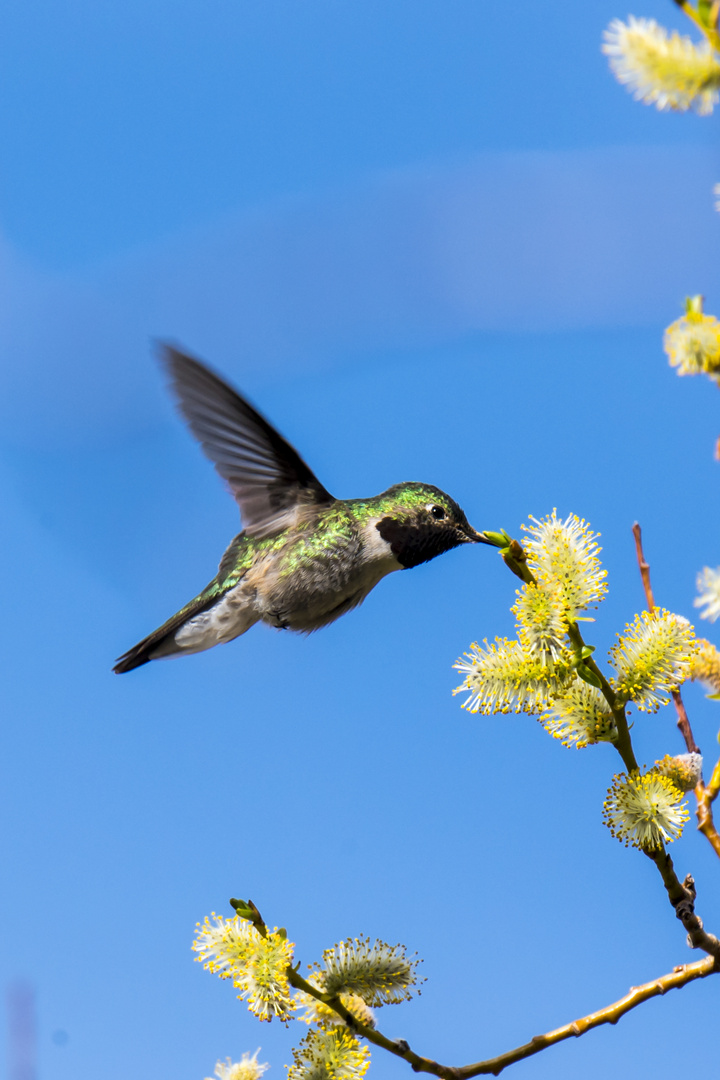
[1,2,720,1079]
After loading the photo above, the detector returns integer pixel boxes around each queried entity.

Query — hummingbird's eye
[430,504,446,520]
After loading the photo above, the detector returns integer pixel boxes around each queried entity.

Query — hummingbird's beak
[463,526,495,545]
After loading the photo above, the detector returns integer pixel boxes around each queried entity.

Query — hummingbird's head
[374,482,489,569]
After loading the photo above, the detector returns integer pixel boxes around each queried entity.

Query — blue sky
[2,3,720,1079]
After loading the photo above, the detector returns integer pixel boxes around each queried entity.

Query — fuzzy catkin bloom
[207,1051,269,1080]
[664,312,720,379]
[287,1028,370,1080]
[611,609,697,712]
[653,753,703,792]
[239,930,296,1023]
[193,914,296,1023]
[312,938,421,1007]
[513,583,568,663]
[689,637,720,693]
[522,511,607,621]
[694,567,720,622]
[193,914,258,980]
[454,639,570,715]
[541,680,617,748]
[603,771,689,850]
[602,17,720,114]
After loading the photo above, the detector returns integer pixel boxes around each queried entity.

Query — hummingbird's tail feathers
[113,588,228,674]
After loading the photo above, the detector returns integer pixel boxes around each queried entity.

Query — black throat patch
[376,517,461,569]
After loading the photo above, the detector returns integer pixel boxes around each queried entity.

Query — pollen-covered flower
[193,914,295,1023]
[664,310,720,379]
[522,511,607,621]
[295,977,376,1030]
[603,771,689,850]
[207,1050,269,1080]
[513,583,568,663]
[689,637,720,693]
[193,914,258,980]
[694,567,720,622]
[653,752,703,792]
[239,930,296,1023]
[454,639,571,715]
[602,17,720,114]
[311,938,421,1007]
[287,1028,370,1080]
[611,609,697,712]
[541,680,617,748]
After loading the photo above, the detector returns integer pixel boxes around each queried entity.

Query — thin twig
[630,523,720,858]
[632,523,656,610]
[455,957,716,1078]
[631,523,700,752]
[696,756,720,859]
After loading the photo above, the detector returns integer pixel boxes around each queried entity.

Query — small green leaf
[580,645,596,659]
[230,897,257,920]
[576,663,603,689]
[698,0,713,28]
[482,530,512,548]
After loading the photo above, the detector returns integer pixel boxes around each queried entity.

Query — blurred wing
[159,344,334,537]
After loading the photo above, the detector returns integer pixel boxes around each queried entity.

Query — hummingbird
[113,345,489,673]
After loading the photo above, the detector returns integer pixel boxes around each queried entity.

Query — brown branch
[631,522,720,861]
[696,755,720,859]
[631,523,700,753]
[288,954,717,1079]
[643,858,720,959]
[233,897,719,1080]
[632,522,656,610]
[454,958,716,1078]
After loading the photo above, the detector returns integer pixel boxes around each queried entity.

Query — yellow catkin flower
[665,311,720,379]
[694,567,720,622]
[193,914,296,1023]
[603,771,689,850]
[193,914,258,980]
[240,930,296,1023]
[512,583,568,663]
[522,511,607,621]
[611,609,697,712]
[541,680,617,748]
[689,637,720,693]
[603,17,720,114]
[454,639,571,715]
[312,938,421,1007]
[653,752,703,792]
[287,1028,370,1080]
[207,1050,269,1080]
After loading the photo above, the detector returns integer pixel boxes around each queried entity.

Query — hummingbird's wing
[159,345,335,538]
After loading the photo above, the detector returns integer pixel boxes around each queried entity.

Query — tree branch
[235,897,719,1080]
[455,957,716,1077]
[630,521,720,859]
[288,954,717,1079]
[631,523,700,753]
[696,755,720,859]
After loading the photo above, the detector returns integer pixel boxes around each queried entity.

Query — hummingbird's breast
[250,511,400,632]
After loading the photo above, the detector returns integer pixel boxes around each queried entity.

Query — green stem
[674,0,720,49]
[565,622,639,772]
